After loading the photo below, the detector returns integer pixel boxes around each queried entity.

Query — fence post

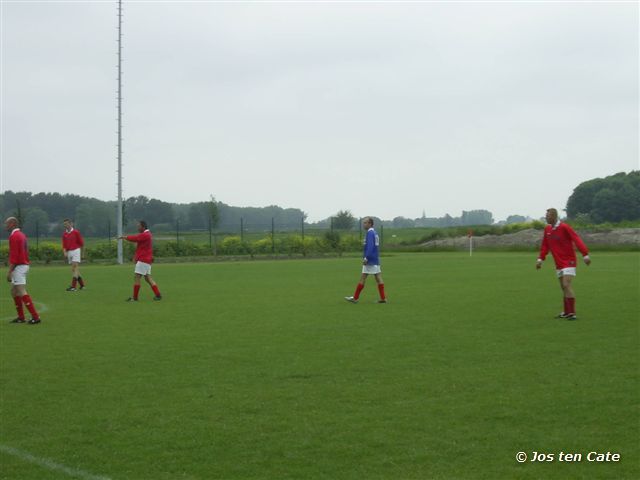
[176,219,180,256]
[301,217,305,240]
[35,221,39,255]
[209,218,212,250]
[271,217,275,254]
[240,217,244,242]
[380,224,384,246]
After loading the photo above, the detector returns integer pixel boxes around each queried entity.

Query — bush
[323,231,341,252]
[220,236,249,255]
[252,236,276,254]
[86,242,117,260]
[155,242,178,257]
[33,242,64,262]
[280,235,317,255]
[340,234,362,252]
[154,241,211,257]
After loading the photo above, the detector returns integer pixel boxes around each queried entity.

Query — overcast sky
[1,1,638,222]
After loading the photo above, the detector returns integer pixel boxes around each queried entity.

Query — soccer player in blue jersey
[345,216,387,303]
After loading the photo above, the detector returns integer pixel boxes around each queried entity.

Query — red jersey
[538,222,589,269]
[125,229,154,264]
[9,228,30,265]
[62,228,84,251]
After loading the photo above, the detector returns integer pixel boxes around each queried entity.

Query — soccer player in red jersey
[4,217,41,324]
[62,218,86,291]
[536,208,591,320]
[119,220,162,302]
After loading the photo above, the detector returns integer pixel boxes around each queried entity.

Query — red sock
[354,283,365,300]
[563,297,569,314]
[72,277,78,288]
[22,295,39,320]
[78,277,85,287]
[152,285,161,297]
[133,285,141,300]
[13,296,25,319]
[567,297,575,315]
[377,283,386,300]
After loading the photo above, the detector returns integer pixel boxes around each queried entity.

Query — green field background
[1,253,638,479]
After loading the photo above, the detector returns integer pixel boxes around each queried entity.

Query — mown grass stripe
[0,445,111,480]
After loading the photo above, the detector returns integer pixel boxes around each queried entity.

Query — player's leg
[374,272,386,303]
[10,284,25,322]
[345,273,367,303]
[556,276,568,316]
[561,274,577,318]
[14,271,40,323]
[68,261,79,290]
[144,274,162,300]
[127,272,142,301]
[69,248,85,289]
[21,287,40,323]
[355,272,368,299]
[74,261,85,289]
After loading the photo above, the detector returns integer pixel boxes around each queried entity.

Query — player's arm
[7,237,17,281]
[566,225,591,265]
[363,231,374,264]
[119,233,138,242]
[7,240,15,281]
[77,231,84,259]
[536,233,548,269]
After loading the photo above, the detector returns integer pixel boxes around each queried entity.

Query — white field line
[0,445,111,480]
[1,301,49,322]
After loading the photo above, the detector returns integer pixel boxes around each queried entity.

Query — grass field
[1,253,638,479]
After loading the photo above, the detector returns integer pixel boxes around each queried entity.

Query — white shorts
[556,267,576,278]
[134,261,152,276]
[11,265,29,285]
[66,248,81,264]
[362,264,382,275]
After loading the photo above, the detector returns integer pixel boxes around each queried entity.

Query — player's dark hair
[63,218,72,223]
[139,220,148,229]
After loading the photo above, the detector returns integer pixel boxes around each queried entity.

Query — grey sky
[1,1,638,222]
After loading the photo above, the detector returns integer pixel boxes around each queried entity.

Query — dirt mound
[420,228,640,249]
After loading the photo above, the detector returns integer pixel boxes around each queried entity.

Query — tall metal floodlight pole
[116,0,124,264]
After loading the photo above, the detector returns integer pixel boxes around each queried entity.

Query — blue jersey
[363,228,380,265]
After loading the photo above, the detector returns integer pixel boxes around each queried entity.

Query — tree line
[566,171,640,223]
[324,209,498,230]
[2,171,637,237]
[0,192,307,237]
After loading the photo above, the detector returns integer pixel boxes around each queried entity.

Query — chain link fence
[1,218,385,262]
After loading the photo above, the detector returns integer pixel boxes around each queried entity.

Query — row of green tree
[2,171,637,237]
[566,171,640,223]
[1,191,502,238]
[0,192,307,237]
[323,209,497,230]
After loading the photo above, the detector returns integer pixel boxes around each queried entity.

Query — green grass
[1,253,638,479]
